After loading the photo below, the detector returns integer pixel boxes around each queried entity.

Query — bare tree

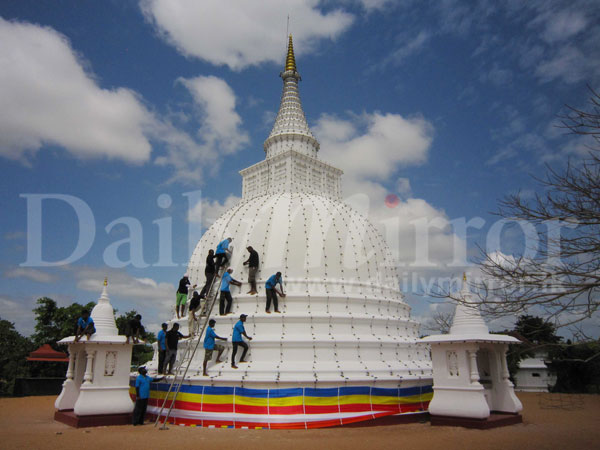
[464,88,600,327]
[430,310,454,334]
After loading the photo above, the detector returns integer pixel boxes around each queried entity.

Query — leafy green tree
[31,297,96,350]
[116,310,156,367]
[551,340,600,393]
[514,315,562,345]
[0,318,34,395]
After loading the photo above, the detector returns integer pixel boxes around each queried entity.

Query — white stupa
[421,274,523,427]
[145,36,432,429]
[55,279,134,427]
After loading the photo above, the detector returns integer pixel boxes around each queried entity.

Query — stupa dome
[188,191,429,385]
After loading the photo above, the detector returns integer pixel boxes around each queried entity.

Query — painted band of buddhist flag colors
[129,382,432,429]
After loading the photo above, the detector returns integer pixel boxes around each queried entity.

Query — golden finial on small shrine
[104,277,108,286]
[463,272,467,282]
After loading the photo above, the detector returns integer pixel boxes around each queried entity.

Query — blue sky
[1,0,598,337]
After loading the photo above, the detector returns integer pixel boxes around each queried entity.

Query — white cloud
[140,0,354,70]
[0,295,38,336]
[521,2,600,84]
[315,111,433,183]
[4,267,57,283]
[480,63,513,87]
[0,19,251,184]
[178,76,249,154]
[314,110,460,268]
[355,0,393,11]
[154,76,250,183]
[0,18,153,163]
[188,194,241,228]
[538,9,587,43]
[385,30,431,67]
[535,46,589,84]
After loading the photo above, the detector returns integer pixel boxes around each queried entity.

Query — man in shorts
[188,291,201,336]
[243,246,259,295]
[176,274,195,319]
[203,319,227,376]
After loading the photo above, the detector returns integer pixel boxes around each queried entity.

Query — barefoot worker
[265,272,286,313]
[243,245,259,295]
[219,268,242,316]
[231,314,252,369]
[203,319,227,376]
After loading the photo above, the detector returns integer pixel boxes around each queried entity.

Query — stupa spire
[263,35,320,159]
[449,273,490,336]
[241,36,341,200]
[285,34,297,72]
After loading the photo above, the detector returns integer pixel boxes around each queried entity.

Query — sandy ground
[0,393,598,450]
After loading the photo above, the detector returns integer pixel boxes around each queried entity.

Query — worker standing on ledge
[243,246,259,295]
[265,272,285,313]
[219,268,242,315]
[231,314,252,369]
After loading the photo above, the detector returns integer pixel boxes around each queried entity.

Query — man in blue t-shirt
[74,310,95,341]
[231,314,252,369]
[156,323,168,374]
[219,268,242,316]
[203,319,227,376]
[214,237,233,271]
[133,366,164,425]
[265,272,286,313]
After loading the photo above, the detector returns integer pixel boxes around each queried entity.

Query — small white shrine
[55,279,134,427]
[514,352,556,392]
[421,275,523,427]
